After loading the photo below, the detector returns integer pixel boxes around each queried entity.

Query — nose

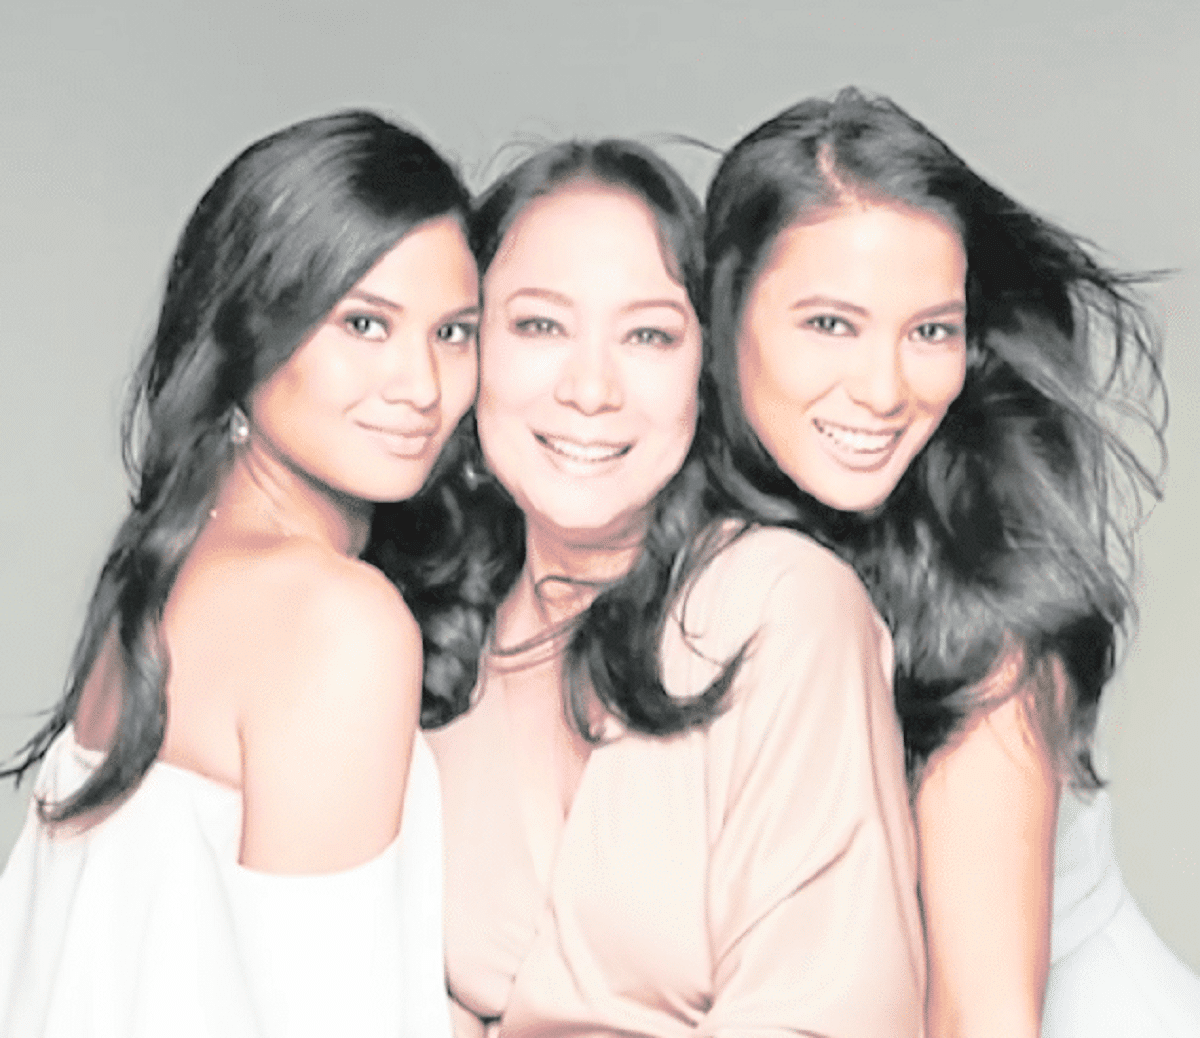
[844,335,908,418]
[553,335,623,415]
[381,336,440,412]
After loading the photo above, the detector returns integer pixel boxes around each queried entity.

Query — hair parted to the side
[369,138,744,736]
[703,87,1166,785]
[2,110,472,821]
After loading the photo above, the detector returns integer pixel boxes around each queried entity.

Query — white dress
[1045,788,1200,1036]
[0,726,452,1038]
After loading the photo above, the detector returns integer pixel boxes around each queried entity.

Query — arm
[238,553,423,874]
[915,659,1061,1038]
[696,532,925,1036]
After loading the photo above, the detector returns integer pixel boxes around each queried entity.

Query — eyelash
[910,322,962,344]
[626,327,677,347]
[513,316,564,337]
[437,321,478,346]
[806,314,854,336]
[804,315,963,344]
[345,313,389,340]
[512,317,679,348]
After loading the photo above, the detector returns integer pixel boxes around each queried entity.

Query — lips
[534,433,632,464]
[812,418,903,457]
[357,421,439,457]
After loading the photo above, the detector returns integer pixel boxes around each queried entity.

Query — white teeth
[815,419,899,455]
[539,435,629,463]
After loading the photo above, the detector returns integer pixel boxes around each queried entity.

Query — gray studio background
[3,0,1197,970]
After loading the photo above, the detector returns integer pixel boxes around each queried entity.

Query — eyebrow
[442,303,481,321]
[620,298,690,320]
[505,287,572,307]
[345,289,402,312]
[789,295,966,321]
[344,292,480,321]
[504,288,689,319]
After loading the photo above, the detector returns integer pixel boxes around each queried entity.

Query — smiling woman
[476,181,701,553]
[704,86,1199,1038]
[0,111,476,1037]
[739,203,967,513]
[373,139,924,1037]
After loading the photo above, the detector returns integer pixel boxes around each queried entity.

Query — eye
[625,327,678,348]
[345,314,389,341]
[910,321,962,345]
[436,320,478,346]
[805,314,855,337]
[513,316,565,337]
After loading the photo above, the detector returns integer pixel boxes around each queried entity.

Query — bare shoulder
[920,653,1058,790]
[215,541,423,872]
[183,536,415,668]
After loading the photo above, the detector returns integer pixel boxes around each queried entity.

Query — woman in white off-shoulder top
[0,110,481,1037]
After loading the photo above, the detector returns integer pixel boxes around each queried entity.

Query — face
[477,183,701,548]
[250,215,479,504]
[738,202,967,513]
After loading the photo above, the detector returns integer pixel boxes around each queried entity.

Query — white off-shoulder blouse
[0,727,451,1038]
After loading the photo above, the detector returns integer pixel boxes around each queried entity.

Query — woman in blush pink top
[372,140,924,1036]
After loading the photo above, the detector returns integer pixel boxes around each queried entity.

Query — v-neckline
[493,661,601,892]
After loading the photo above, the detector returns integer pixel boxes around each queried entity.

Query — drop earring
[463,454,490,491]
[228,405,250,445]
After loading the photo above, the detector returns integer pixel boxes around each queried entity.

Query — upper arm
[238,557,423,875]
[915,660,1062,1038]
[699,534,924,1035]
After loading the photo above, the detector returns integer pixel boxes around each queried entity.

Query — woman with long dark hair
[0,111,479,1036]
[374,139,924,1036]
[703,87,1199,1036]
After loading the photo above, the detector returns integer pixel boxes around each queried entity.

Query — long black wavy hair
[3,110,471,821]
[704,88,1166,784]
[370,139,741,736]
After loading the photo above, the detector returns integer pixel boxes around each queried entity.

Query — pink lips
[534,432,633,465]
[357,420,439,458]
[812,417,904,470]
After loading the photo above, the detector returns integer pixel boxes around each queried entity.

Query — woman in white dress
[0,110,479,1037]
[703,86,1200,1036]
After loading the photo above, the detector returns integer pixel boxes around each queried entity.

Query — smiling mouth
[813,418,903,456]
[358,421,438,456]
[535,433,632,464]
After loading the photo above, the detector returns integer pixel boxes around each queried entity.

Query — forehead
[488,183,675,283]
[760,201,966,282]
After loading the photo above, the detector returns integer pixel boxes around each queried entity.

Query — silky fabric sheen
[1044,788,1200,1037]
[430,526,925,1037]
[0,728,452,1038]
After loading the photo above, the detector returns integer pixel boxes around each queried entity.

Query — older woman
[377,139,924,1036]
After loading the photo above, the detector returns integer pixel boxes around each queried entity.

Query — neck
[497,515,646,648]
[214,442,372,557]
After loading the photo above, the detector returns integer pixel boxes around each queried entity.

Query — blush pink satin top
[428,526,925,1037]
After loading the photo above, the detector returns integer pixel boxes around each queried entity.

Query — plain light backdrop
[2,0,1197,971]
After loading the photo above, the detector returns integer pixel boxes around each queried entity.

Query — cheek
[738,323,825,431]
[909,351,967,417]
[440,351,479,426]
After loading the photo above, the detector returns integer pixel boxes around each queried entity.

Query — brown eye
[345,314,388,340]
[513,317,564,337]
[910,322,961,345]
[806,314,854,336]
[436,321,477,346]
[626,327,677,347]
